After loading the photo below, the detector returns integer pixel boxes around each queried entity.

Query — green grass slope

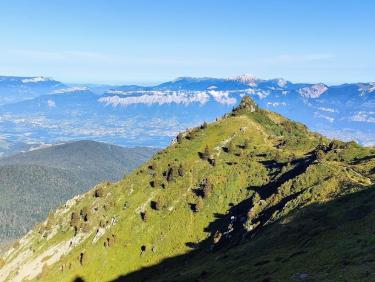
[0,97,373,282]
[0,141,157,247]
[121,184,375,282]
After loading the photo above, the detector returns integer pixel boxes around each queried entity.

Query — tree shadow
[252,154,315,199]
[350,154,375,165]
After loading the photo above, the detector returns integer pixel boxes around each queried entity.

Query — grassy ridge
[0,97,374,281]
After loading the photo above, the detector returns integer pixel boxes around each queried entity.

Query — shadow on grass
[110,184,375,282]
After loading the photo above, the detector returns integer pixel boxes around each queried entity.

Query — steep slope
[0,97,374,281]
[121,184,375,281]
[0,141,157,247]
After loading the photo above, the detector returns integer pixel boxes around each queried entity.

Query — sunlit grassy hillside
[0,97,374,282]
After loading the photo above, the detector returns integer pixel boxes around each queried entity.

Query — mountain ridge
[0,97,373,281]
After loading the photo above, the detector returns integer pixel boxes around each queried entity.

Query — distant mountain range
[0,76,65,105]
[0,140,156,247]
[0,75,374,156]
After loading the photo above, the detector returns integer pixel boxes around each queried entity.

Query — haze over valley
[0,74,374,159]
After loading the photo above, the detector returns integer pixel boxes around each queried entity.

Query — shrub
[178,164,185,177]
[201,179,213,198]
[247,207,255,219]
[79,252,85,266]
[195,198,204,212]
[329,139,345,150]
[176,133,183,143]
[70,212,80,228]
[201,145,210,160]
[148,163,157,170]
[80,207,91,222]
[202,186,212,198]
[104,235,116,248]
[82,223,90,233]
[0,257,5,269]
[252,192,261,205]
[225,142,235,153]
[151,200,160,210]
[201,122,208,129]
[186,127,199,140]
[243,139,250,149]
[208,158,216,166]
[234,150,242,157]
[150,179,161,188]
[315,150,325,161]
[94,187,104,198]
[274,151,282,162]
[99,219,106,228]
[141,212,148,222]
[166,167,175,182]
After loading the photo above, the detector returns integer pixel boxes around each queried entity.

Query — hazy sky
[0,0,374,84]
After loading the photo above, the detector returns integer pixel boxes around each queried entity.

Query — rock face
[229,74,258,85]
[297,83,328,98]
[233,96,258,112]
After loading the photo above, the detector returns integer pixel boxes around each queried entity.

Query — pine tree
[141,212,148,222]
[243,139,249,149]
[202,145,210,160]
[176,132,183,144]
[202,179,213,198]
[201,122,208,129]
[178,164,184,177]
[166,167,174,182]
[94,187,104,198]
[70,212,80,228]
[80,207,91,222]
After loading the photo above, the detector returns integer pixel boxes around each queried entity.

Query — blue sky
[0,0,374,84]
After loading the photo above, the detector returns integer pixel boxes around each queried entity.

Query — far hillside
[0,140,157,248]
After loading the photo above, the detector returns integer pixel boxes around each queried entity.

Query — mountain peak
[229,73,258,84]
[21,76,52,83]
[297,83,328,98]
[233,96,258,112]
